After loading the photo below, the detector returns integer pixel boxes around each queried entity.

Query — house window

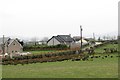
[12,51,14,53]
[13,43,15,45]
[15,51,17,52]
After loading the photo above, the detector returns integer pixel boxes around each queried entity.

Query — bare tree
[98,37,101,41]
[41,37,49,45]
[31,37,39,46]
[113,36,116,40]
[103,36,106,40]
[42,37,49,42]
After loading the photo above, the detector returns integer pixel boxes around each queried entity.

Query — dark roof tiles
[57,35,74,42]
[47,35,75,43]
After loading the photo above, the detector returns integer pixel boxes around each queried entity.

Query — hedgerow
[2,50,89,65]
[23,44,68,51]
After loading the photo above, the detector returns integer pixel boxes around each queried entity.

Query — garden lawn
[24,50,70,55]
[24,50,59,55]
[2,54,118,78]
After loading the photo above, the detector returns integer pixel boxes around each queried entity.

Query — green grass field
[2,55,118,78]
[0,65,2,78]
[24,50,69,55]
[25,50,57,55]
[95,43,118,53]
[2,43,118,78]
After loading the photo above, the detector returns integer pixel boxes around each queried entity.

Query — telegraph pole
[3,35,5,55]
[93,33,95,40]
[80,25,83,50]
[93,33,95,46]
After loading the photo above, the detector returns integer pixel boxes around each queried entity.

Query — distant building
[47,35,75,47]
[84,38,96,45]
[0,37,23,58]
[38,41,47,45]
[71,36,89,49]
[24,41,39,46]
[73,36,88,45]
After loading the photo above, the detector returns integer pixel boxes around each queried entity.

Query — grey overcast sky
[0,0,119,40]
